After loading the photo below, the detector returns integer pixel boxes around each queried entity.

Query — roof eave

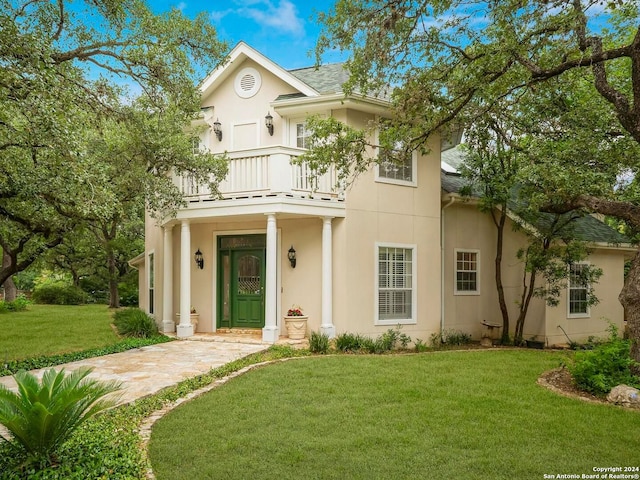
[272,92,390,116]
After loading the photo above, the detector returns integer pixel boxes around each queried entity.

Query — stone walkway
[0,335,269,406]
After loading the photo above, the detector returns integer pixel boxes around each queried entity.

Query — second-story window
[376,124,417,186]
[296,122,312,149]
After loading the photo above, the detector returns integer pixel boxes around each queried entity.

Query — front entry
[218,235,266,329]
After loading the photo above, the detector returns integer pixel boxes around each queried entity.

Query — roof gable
[199,42,319,99]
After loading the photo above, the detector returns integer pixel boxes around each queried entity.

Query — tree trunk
[515,269,537,345]
[619,249,640,364]
[493,208,510,343]
[107,246,120,309]
[1,250,17,302]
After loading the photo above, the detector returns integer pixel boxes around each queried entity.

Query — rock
[607,384,640,408]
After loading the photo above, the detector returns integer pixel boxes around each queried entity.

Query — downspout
[441,196,456,341]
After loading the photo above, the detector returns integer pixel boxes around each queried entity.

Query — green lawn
[0,304,119,362]
[149,350,640,480]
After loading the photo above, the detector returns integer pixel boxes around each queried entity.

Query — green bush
[0,296,30,314]
[569,338,640,396]
[118,282,139,307]
[335,332,366,352]
[334,327,412,354]
[0,367,121,467]
[32,284,87,305]
[112,308,159,338]
[430,329,473,348]
[309,331,330,354]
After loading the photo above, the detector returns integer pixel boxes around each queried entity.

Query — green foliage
[112,308,159,338]
[414,338,429,352]
[0,367,121,467]
[31,285,87,305]
[117,281,139,307]
[430,329,473,348]
[334,327,412,354]
[309,331,330,354]
[569,324,640,395]
[0,295,29,314]
[1,336,172,377]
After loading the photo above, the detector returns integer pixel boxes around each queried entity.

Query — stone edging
[137,357,297,480]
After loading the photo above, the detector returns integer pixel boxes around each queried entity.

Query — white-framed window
[375,243,416,325]
[454,249,480,295]
[148,251,155,315]
[568,263,590,318]
[294,120,311,149]
[375,124,417,186]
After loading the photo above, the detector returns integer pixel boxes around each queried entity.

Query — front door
[231,250,265,328]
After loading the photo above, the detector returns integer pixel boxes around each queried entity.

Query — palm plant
[0,367,121,466]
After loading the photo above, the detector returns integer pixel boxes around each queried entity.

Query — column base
[176,324,194,338]
[162,320,176,333]
[320,324,336,339]
[262,326,279,344]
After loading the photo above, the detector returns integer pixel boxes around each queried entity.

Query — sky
[149,0,344,70]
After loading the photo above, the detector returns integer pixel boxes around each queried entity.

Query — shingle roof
[441,169,630,246]
[288,63,350,94]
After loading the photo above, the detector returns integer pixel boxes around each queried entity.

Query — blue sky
[149,0,344,69]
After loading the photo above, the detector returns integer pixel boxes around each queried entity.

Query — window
[455,249,480,295]
[148,252,155,315]
[295,122,311,149]
[568,263,590,317]
[376,125,416,185]
[376,244,416,325]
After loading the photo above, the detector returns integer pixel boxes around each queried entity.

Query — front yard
[149,350,640,480]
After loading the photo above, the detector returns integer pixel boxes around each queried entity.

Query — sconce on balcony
[288,246,296,268]
[194,249,204,269]
[265,112,274,136]
[213,119,222,141]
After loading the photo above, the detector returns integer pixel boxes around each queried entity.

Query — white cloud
[237,0,305,37]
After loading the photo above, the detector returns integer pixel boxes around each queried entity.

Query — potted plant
[284,305,308,339]
[525,335,545,349]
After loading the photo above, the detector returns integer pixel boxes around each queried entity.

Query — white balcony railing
[178,146,341,201]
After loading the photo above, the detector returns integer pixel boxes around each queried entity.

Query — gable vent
[234,67,261,99]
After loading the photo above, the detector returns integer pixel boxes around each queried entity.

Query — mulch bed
[538,366,628,407]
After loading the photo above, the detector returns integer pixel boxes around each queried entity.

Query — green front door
[230,249,265,328]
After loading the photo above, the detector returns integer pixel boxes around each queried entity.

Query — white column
[321,216,336,338]
[262,213,279,343]
[177,220,194,338]
[162,225,175,333]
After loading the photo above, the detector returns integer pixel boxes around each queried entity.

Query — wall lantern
[213,118,222,141]
[288,245,296,268]
[265,112,274,136]
[194,249,204,269]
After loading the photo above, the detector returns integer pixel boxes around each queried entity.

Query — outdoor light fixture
[265,112,274,136]
[288,245,296,268]
[194,249,204,269]
[213,118,222,141]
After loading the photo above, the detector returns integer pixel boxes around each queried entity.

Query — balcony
[178,146,342,204]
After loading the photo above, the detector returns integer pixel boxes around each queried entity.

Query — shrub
[112,308,159,338]
[430,329,473,348]
[32,284,87,305]
[0,367,121,467]
[414,338,429,352]
[309,331,330,354]
[569,338,640,396]
[0,296,30,314]
[118,282,139,307]
[334,332,363,352]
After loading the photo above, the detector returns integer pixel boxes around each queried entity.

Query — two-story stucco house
[134,42,632,346]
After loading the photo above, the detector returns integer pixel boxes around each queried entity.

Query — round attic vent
[234,67,261,98]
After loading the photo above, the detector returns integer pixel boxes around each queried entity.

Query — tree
[459,110,603,345]
[0,0,228,292]
[315,0,640,360]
